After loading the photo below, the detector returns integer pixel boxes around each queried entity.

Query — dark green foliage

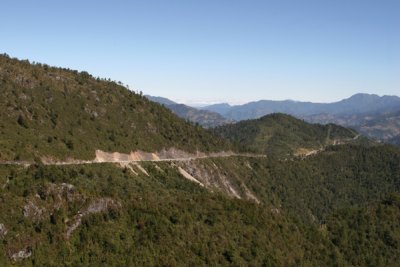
[17,115,29,128]
[389,135,400,147]
[214,113,357,156]
[0,144,399,266]
[261,145,400,221]
[202,144,400,223]
[0,55,231,161]
[1,54,399,266]
[327,195,400,266]
[0,163,336,266]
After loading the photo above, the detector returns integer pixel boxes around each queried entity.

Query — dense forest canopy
[214,113,358,156]
[0,54,230,161]
[0,55,399,266]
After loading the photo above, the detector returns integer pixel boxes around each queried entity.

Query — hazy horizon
[152,92,400,107]
[2,1,399,103]
[3,51,399,106]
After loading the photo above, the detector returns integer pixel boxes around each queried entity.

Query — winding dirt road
[0,134,359,166]
[0,150,266,167]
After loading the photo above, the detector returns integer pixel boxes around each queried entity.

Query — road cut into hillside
[0,148,266,166]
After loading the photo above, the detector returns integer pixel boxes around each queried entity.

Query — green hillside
[0,163,335,266]
[1,144,399,266]
[326,194,400,266]
[1,54,400,266]
[189,144,400,223]
[389,135,400,146]
[0,54,230,161]
[214,113,358,156]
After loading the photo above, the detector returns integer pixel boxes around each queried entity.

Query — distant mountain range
[204,93,400,146]
[145,95,233,128]
[201,93,400,120]
[146,93,400,146]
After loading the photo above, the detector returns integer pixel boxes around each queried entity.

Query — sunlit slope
[214,113,357,156]
[0,55,230,161]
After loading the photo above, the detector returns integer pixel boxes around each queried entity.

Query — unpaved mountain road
[0,152,266,167]
[0,134,359,166]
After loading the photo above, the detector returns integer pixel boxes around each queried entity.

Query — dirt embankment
[174,160,260,203]
[2,148,261,166]
[94,148,236,163]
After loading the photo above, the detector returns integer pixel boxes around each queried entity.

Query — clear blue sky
[1,0,399,104]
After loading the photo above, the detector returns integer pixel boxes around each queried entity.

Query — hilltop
[214,113,358,156]
[200,94,400,145]
[0,55,231,161]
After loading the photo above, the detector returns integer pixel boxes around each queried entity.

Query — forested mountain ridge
[200,94,400,145]
[0,54,231,161]
[147,94,400,146]
[214,113,359,156]
[1,54,400,266]
[1,144,399,266]
[146,95,233,128]
[304,109,400,146]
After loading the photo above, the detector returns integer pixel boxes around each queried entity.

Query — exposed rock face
[175,161,259,203]
[23,201,45,220]
[47,182,79,204]
[118,162,138,175]
[94,148,235,163]
[85,198,120,214]
[177,167,204,187]
[37,148,236,165]
[94,148,197,162]
[117,162,150,176]
[115,158,260,203]
[10,248,32,261]
[177,161,241,197]
[65,198,121,239]
[0,223,7,237]
[23,183,83,222]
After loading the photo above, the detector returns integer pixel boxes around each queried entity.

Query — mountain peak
[346,93,380,101]
[346,93,400,102]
